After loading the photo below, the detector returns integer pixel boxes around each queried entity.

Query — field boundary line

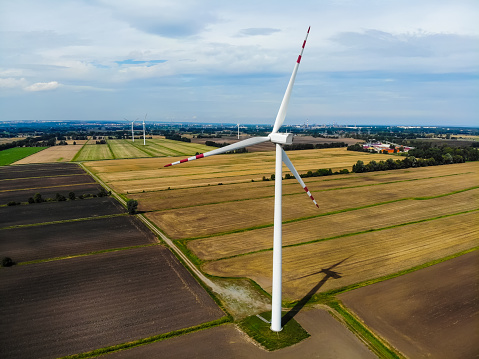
[325,300,404,359]
[202,208,479,262]
[16,243,160,266]
[0,213,127,230]
[106,140,117,160]
[58,317,231,359]
[181,186,479,241]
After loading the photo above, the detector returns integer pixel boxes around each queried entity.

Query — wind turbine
[143,114,147,145]
[164,27,316,332]
[130,118,139,142]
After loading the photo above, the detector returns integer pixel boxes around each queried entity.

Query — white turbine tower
[143,114,147,145]
[164,27,316,332]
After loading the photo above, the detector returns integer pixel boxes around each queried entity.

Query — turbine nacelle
[268,132,293,145]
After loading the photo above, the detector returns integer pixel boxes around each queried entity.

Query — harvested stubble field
[146,169,478,239]
[339,250,479,359]
[204,210,479,299]
[13,144,83,164]
[0,247,225,359]
[87,152,479,303]
[85,148,392,193]
[0,215,156,262]
[0,196,125,228]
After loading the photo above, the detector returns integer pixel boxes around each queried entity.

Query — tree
[33,193,43,203]
[352,160,366,173]
[127,199,138,214]
[68,192,76,200]
[28,197,35,204]
[1,257,14,267]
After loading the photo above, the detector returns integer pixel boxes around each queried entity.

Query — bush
[7,201,18,206]
[33,193,43,203]
[68,192,76,200]
[55,193,66,201]
[127,199,138,214]
[1,257,14,267]
[28,197,35,204]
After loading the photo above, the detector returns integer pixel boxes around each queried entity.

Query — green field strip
[188,208,479,263]
[107,139,153,159]
[106,140,117,159]
[0,147,48,166]
[0,181,100,193]
[72,140,89,161]
[151,142,189,156]
[17,243,161,266]
[0,213,127,230]
[73,144,114,161]
[59,317,232,359]
[137,140,180,157]
[174,186,479,241]
[127,140,159,157]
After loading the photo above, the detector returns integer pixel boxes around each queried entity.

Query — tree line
[5,188,110,206]
[283,142,347,151]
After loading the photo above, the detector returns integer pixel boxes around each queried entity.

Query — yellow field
[85,148,393,193]
[84,150,479,301]
[13,144,83,164]
[0,137,25,144]
[203,211,479,299]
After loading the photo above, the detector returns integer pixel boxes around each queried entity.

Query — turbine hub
[269,132,293,145]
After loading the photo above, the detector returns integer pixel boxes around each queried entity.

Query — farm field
[0,147,47,166]
[85,151,479,304]
[0,162,85,179]
[0,247,224,359]
[339,250,479,359]
[0,215,155,262]
[0,182,102,205]
[107,308,376,359]
[0,137,24,145]
[85,148,393,193]
[13,144,82,164]
[0,173,95,192]
[73,138,216,162]
[0,162,226,359]
[0,196,125,228]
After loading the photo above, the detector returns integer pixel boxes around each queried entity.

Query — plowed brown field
[339,250,479,359]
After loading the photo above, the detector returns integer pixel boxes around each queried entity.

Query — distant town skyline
[1,0,478,127]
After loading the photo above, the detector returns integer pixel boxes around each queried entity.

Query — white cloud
[0,77,27,89]
[24,81,60,92]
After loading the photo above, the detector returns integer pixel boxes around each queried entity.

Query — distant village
[362,141,414,154]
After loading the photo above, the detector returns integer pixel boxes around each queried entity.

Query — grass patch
[238,311,310,351]
[0,147,47,165]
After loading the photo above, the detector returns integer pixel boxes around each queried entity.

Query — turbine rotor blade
[281,148,318,208]
[164,136,270,167]
[272,27,310,133]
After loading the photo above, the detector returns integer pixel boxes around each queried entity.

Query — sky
[0,0,478,127]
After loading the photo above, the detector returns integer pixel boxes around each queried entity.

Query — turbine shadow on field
[282,256,352,326]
